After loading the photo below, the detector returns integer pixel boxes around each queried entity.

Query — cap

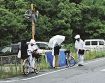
[74,34,80,39]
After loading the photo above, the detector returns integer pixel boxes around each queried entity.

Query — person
[52,41,61,68]
[27,39,38,72]
[21,40,28,60]
[17,39,29,72]
[74,34,85,66]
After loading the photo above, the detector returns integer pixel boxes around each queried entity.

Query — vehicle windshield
[36,43,49,49]
[0,46,11,53]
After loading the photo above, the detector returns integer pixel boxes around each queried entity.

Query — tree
[0,0,28,46]
[0,0,105,46]
[69,0,82,4]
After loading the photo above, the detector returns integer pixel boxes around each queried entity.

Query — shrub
[85,50,105,60]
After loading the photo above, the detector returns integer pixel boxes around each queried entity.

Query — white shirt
[75,39,84,50]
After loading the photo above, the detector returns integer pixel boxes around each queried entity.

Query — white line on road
[1,57,105,83]
[0,68,68,83]
[100,69,105,71]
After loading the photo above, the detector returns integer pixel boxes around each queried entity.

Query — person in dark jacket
[52,42,61,68]
[21,39,28,60]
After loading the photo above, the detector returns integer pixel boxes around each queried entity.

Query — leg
[78,54,84,66]
[22,59,30,75]
[52,55,55,68]
[77,53,81,64]
[55,55,59,67]
[31,58,35,69]
[28,55,34,72]
[80,55,84,65]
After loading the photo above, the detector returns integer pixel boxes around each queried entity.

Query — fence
[0,55,22,79]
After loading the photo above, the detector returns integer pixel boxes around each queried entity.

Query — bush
[38,55,50,70]
[85,50,105,60]
[0,64,21,79]
[64,44,105,61]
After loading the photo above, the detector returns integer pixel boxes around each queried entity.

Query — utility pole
[31,4,35,40]
[24,1,38,40]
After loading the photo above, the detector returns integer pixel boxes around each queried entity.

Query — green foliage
[0,64,21,79]
[64,44,105,61]
[0,56,49,79]
[0,0,105,46]
[85,51,105,60]
[39,55,49,70]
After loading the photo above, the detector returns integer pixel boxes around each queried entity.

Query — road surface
[1,57,105,83]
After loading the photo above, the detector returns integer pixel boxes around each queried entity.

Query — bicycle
[22,50,41,75]
[65,50,76,67]
[22,58,40,75]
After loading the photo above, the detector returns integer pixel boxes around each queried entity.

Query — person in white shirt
[27,39,38,72]
[74,34,85,66]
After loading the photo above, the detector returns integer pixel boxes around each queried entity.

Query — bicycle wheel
[34,58,40,74]
[69,57,76,67]
[23,60,30,75]
[34,68,39,74]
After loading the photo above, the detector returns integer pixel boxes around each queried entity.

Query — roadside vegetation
[65,44,105,61]
[85,51,105,60]
[0,45,105,79]
[0,55,49,79]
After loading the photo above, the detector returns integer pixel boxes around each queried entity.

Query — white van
[84,39,105,51]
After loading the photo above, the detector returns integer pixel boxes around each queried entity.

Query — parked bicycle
[65,50,76,67]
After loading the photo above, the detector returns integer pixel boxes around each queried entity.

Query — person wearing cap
[27,39,38,72]
[74,34,85,66]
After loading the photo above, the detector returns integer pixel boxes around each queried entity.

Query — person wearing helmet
[27,39,38,72]
[74,34,85,66]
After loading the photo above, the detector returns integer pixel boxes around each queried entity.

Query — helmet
[29,39,36,44]
[74,34,80,39]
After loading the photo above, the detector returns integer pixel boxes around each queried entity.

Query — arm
[75,41,79,52]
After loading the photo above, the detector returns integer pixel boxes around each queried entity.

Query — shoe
[78,64,84,66]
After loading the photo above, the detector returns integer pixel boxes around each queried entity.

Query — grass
[64,44,105,61]
[0,55,50,79]
[85,50,105,60]
[0,71,21,79]
[71,50,105,61]
[38,55,50,70]
[0,65,22,79]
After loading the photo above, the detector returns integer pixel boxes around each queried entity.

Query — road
[1,57,105,83]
